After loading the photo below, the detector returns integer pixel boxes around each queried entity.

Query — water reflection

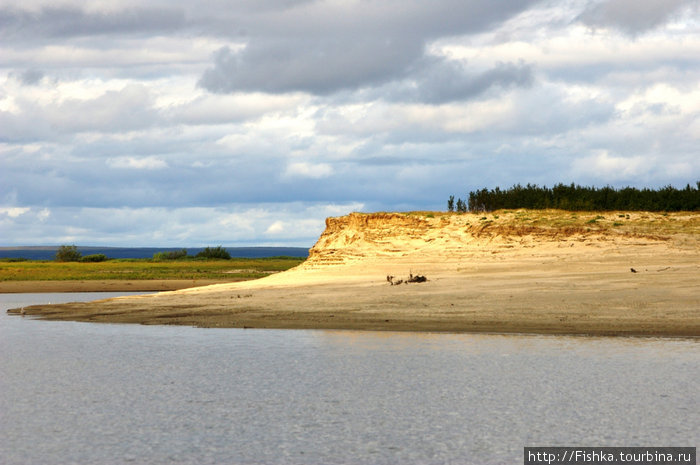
[312,327,698,357]
[1,293,698,465]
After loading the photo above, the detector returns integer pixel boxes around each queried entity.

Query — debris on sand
[387,272,427,285]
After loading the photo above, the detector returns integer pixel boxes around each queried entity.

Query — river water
[1,293,697,465]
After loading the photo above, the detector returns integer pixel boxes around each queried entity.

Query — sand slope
[9,210,700,337]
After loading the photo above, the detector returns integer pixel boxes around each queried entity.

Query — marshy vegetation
[0,256,305,282]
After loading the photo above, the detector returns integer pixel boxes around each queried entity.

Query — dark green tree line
[447,183,699,212]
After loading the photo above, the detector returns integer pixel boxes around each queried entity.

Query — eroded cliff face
[306,213,432,266]
[301,210,694,269]
[302,211,518,268]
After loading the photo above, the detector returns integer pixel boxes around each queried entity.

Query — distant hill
[0,246,309,261]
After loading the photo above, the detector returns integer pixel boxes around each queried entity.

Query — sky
[1,0,699,247]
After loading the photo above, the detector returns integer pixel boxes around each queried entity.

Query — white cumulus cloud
[0,207,30,218]
[572,151,650,181]
[265,220,285,235]
[285,162,334,179]
[107,156,168,170]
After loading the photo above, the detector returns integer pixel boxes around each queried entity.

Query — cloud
[0,5,187,41]
[382,59,534,104]
[0,203,360,247]
[571,151,650,180]
[198,0,540,95]
[18,68,44,85]
[1,83,159,141]
[52,84,158,133]
[577,0,697,34]
[0,206,30,218]
[265,220,285,235]
[285,162,333,179]
[166,92,307,126]
[106,156,168,170]
[198,38,421,95]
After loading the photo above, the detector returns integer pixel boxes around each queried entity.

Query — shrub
[55,245,82,262]
[196,246,231,260]
[80,254,108,262]
[153,249,188,260]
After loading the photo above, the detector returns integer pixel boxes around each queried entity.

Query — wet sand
[0,279,234,293]
[8,211,700,337]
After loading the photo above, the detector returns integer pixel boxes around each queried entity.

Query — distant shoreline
[0,246,309,261]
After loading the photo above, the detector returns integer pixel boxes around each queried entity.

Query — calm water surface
[1,293,698,465]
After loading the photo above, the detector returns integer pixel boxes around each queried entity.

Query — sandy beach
[8,210,700,337]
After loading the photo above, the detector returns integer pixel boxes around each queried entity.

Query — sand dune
[9,210,700,337]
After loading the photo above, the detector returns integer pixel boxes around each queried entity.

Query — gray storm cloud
[198,0,540,95]
[577,0,698,34]
[18,69,44,85]
[0,5,186,40]
[383,59,535,104]
[198,38,424,95]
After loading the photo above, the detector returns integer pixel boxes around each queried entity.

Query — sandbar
[8,211,700,337]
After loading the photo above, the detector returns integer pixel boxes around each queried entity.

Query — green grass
[0,257,305,282]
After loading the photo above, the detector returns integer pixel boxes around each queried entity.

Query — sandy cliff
[254,210,698,284]
[306,210,696,265]
[10,210,700,336]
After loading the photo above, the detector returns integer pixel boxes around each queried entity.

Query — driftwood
[387,273,427,285]
[407,274,427,283]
